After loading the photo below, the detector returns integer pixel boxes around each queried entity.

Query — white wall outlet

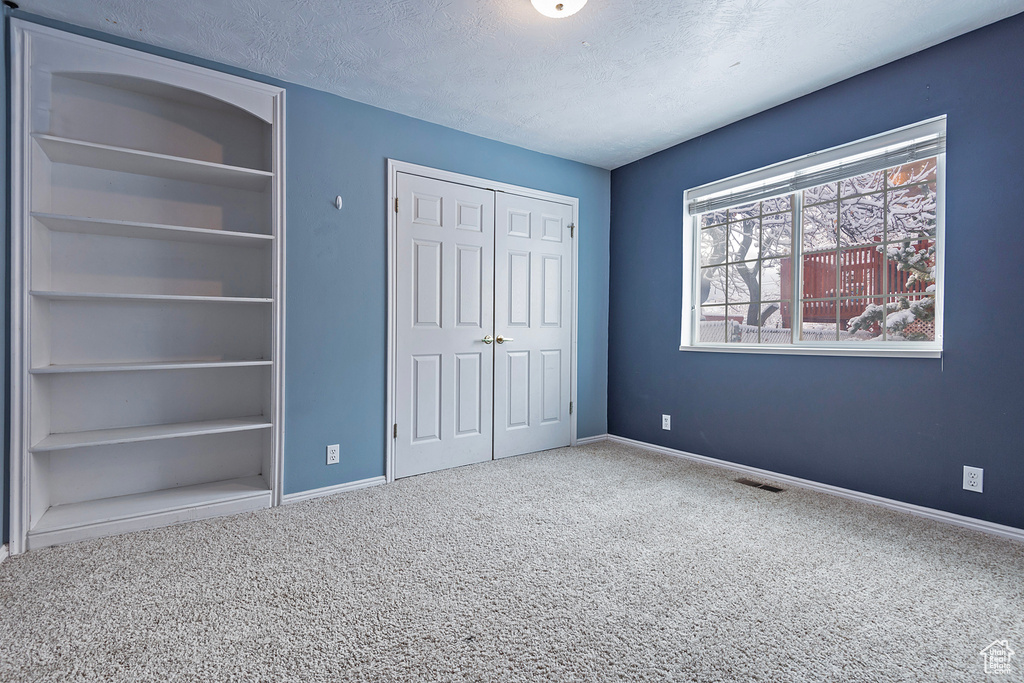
[662,414,671,430]
[963,465,983,493]
[326,444,340,465]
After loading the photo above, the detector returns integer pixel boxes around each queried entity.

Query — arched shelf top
[53,72,270,124]
[19,20,281,123]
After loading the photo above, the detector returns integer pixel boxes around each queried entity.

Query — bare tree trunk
[759,303,779,326]
[734,223,760,325]
[699,227,728,305]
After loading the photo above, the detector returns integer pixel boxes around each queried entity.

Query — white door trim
[386,160,580,482]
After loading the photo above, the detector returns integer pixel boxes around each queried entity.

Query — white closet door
[394,173,495,478]
[493,192,573,458]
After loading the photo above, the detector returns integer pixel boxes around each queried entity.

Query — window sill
[679,343,941,359]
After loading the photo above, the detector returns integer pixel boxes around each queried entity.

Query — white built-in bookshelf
[9,21,285,552]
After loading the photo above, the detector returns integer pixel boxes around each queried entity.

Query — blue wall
[609,13,1024,530]
[284,89,610,493]
[3,12,610,520]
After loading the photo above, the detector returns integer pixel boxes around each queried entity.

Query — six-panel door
[493,193,574,459]
[395,173,496,478]
[395,174,574,477]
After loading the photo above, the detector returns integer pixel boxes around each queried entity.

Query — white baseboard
[604,434,1024,544]
[575,433,609,446]
[0,544,7,564]
[282,476,386,504]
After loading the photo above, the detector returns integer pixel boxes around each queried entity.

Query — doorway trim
[386,160,580,483]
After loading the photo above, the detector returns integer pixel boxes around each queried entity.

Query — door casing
[386,160,579,482]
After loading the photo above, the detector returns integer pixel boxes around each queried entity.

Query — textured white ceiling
[19,0,1024,169]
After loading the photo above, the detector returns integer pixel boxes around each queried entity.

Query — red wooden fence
[779,242,930,325]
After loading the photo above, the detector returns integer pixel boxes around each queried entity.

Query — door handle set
[481,335,514,344]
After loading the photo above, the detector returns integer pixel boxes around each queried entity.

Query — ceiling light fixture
[531,0,587,19]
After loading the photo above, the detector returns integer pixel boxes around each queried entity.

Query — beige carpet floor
[1,441,1022,682]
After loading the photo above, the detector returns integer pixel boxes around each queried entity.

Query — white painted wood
[31,291,272,304]
[9,21,32,555]
[50,72,271,171]
[605,435,1024,544]
[386,160,580,483]
[568,202,579,450]
[43,299,269,366]
[43,367,267,436]
[388,161,580,207]
[386,165,397,484]
[9,21,285,552]
[43,232,270,299]
[44,431,266,508]
[33,135,273,191]
[281,476,386,504]
[493,193,574,458]
[394,173,495,478]
[574,434,609,445]
[45,163,271,234]
[269,89,287,508]
[30,360,272,374]
[31,416,272,452]
[679,344,942,359]
[33,213,274,245]
[16,21,277,122]
[0,545,8,565]
[27,476,271,550]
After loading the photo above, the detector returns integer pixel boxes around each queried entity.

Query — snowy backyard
[697,158,937,345]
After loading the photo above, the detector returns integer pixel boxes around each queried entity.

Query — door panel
[412,354,441,442]
[455,353,483,436]
[395,173,495,478]
[456,246,483,326]
[506,350,531,429]
[540,349,562,423]
[493,193,573,458]
[413,240,442,327]
[541,255,562,326]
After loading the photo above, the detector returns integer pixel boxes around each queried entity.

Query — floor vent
[735,477,784,493]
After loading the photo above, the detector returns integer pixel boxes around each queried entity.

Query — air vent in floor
[735,477,784,493]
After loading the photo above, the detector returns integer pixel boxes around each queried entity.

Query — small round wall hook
[334,196,343,210]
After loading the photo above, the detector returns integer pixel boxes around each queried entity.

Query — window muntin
[685,121,944,356]
[797,159,937,343]
[698,198,795,344]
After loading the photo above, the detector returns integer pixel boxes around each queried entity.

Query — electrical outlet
[326,444,340,465]
[662,414,671,430]
[962,465,983,493]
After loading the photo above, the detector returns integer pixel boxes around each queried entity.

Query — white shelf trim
[31,416,273,452]
[30,475,270,536]
[32,212,274,246]
[33,133,273,191]
[9,20,286,554]
[31,290,272,304]
[30,359,272,374]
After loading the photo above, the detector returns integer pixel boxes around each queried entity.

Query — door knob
[482,335,493,344]
[496,335,514,344]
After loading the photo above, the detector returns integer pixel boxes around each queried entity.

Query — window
[682,117,945,357]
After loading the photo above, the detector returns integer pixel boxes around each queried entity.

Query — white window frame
[681,117,946,358]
